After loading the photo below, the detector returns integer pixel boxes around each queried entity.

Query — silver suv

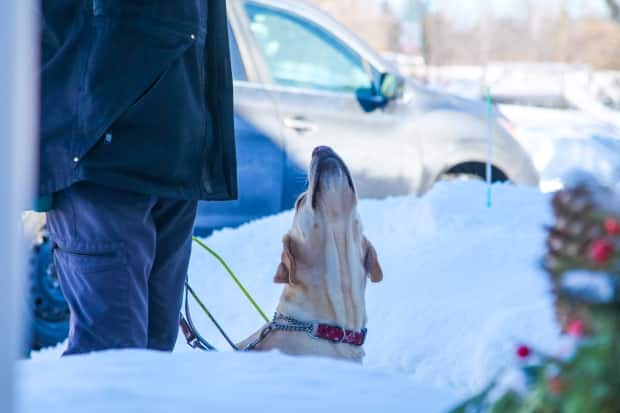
[196,0,539,230]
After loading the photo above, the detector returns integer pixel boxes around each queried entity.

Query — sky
[386,0,609,27]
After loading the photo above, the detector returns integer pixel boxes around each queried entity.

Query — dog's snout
[312,146,333,158]
[309,146,356,210]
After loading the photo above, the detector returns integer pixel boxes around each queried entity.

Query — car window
[229,25,247,81]
[244,2,373,95]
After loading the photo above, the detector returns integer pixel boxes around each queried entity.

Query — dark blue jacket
[39,0,237,201]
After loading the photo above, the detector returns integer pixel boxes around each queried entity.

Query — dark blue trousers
[47,182,197,355]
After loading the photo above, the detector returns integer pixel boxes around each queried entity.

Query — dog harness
[244,313,367,351]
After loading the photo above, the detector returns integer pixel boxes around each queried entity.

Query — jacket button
[73,157,79,163]
[190,34,196,40]
[104,133,113,144]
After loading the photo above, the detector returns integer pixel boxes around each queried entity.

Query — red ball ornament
[589,239,614,265]
[516,345,531,359]
[604,218,620,236]
[566,319,585,337]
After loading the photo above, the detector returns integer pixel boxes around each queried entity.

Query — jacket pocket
[53,244,132,339]
[54,244,125,274]
[123,65,171,115]
[77,18,196,157]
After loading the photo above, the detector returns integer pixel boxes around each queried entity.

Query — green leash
[485,86,493,208]
[191,237,270,323]
[185,281,238,350]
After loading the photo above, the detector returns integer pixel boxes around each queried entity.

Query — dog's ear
[363,237,383,283]
[274,235,297,285]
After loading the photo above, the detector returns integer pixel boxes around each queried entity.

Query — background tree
[311,0,401,52]
[311,0,620,70]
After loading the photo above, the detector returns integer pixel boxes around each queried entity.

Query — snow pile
[500,104,620,192]
[20,350,453,413]
[20,182,562,411]
[565,76,620,129]
[184,182,560,395]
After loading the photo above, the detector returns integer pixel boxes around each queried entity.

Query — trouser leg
[47,182,156,355]
[147,199,197,351]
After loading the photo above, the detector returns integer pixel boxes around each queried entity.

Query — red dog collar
[270,313,367,347]
[313,323,367,346]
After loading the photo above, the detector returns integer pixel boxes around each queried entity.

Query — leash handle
[182,281,217,351]
[180,314,213,351]
[192,237,270,323]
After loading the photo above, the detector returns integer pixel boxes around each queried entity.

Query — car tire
[28,236,69,353]
[439,162,509,183]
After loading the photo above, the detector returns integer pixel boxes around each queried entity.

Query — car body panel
[194,0,539,234]
[194,84,285,233]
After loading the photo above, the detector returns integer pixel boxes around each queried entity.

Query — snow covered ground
[500,104,620,192]
[20,350,453,412]
[20,182,562,412]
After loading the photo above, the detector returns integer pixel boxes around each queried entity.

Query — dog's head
[274,146,383,289]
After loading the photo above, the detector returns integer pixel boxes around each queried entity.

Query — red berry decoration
[589,239,614,265]
[566,319,585,337]
[604,218,620,236]
[516,345,531,359]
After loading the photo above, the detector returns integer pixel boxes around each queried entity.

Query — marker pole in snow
[0,1,37,411]
[485,86,493,208]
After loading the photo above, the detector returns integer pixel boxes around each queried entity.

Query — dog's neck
[277,219,368,332]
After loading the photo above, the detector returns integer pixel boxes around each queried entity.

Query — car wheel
[439,162,509,183]
[29,236,69,352]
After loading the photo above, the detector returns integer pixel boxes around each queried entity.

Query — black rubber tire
[29,237,69,352]
[440,162,509,183]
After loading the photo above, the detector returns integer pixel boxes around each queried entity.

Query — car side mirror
[379,73,403,101]
[356,73,404,112]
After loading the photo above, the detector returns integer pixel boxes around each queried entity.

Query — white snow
[20,350,453,413]
[21,181,562,412]
[499,104,620,192]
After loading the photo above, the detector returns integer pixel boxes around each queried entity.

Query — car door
[194,24,285,235]
[239,0,423,203]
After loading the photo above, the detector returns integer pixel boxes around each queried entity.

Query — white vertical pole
[0,0,38,412]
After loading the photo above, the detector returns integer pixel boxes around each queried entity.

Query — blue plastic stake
[485,86,493,208]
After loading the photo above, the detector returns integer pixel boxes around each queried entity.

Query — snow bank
[19,350,453,413]
[183,182,560,395]
[21,182,561,411]
[500,104,620,192]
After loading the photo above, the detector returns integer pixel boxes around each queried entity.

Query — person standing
[38,0,237,355]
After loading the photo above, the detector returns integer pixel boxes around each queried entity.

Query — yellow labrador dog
[238,146,383,362]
